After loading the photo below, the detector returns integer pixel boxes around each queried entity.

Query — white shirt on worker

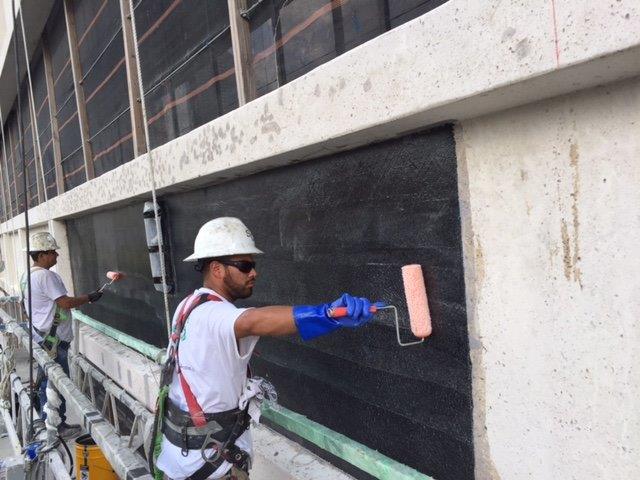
[22,267,73,343]
[157,287,259,479]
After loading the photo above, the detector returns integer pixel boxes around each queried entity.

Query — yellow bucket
[75,434,117,480]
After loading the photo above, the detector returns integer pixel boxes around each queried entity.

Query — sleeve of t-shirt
[210,303,259,360]
[41,271,68,301]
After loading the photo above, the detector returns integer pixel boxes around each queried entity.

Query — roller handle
[328,305,378,318]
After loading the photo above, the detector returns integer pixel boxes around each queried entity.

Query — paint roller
[98,271,126,293]
[329,264,431,346]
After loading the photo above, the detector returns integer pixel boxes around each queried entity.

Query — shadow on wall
[66,125,473,480]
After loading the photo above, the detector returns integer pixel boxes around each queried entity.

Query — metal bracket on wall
[240,0,265,20]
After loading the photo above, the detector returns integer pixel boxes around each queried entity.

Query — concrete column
[49,219,74,295]
[457,77,640,480]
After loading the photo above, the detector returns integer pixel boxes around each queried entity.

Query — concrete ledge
[77,323,160,410]
[2,0,639,230]
[252,423,355,480]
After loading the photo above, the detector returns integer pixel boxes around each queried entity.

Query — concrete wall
[457,77,640,479]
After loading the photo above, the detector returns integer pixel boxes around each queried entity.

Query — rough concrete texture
[1,0,638,228]
[77,324,160,410]
[456,77,640,479]
[251,424,355,480]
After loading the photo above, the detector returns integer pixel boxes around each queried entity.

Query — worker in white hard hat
[21,232,104,439]
[153,217,379,480]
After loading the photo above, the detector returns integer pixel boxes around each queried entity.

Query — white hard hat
[184,217,263,262]
[25,232,60,252]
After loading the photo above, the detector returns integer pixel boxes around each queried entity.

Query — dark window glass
[134,0,238,148]
[75,0,134,176]
[249,0,448,96]
[46,0,87,191]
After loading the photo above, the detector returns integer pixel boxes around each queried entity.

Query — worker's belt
[33,326,67,345]
[33,326,49,338]
[162,397,250,451]
[162,397,251,479]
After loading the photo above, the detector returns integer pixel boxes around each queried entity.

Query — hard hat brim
[183,246,263,262]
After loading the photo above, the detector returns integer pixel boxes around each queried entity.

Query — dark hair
[194,258,214,273]
[30,252,43,262]
[194,256,232,273]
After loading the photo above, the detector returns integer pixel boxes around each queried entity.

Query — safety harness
[150,293,251,480]
[20,266,63,359]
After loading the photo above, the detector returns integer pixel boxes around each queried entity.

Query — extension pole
[11,0,33,442]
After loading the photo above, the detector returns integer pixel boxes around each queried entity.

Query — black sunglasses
[218,259,256,274]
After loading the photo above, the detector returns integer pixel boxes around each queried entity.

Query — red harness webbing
[170,293,222,427]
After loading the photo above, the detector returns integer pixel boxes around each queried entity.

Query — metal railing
[0,304,153,480]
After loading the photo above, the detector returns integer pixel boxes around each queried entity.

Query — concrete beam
[1,0,639,227]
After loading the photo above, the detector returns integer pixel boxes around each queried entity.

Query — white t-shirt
[157,288,259,479]
[21,267,73,342]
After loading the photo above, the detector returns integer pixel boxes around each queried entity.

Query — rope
[12,0,35,442]
[0,331,18,408]
[127,0,172,339]
[44,381,63,431]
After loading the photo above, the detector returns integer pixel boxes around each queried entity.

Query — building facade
[0,1,638,479]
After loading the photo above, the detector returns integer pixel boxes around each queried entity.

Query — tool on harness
[35,322,60,359]
[20,267,62,359]
[149,292,252,480]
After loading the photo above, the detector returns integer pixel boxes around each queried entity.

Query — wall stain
[363,78,372,92]
[475,235,485,290]
[514,38,530,59]
[501,27,516,42]
[561,219,572,280]
[558,143,583,288]
[569,143,582,287]
[259,104,282,140]
[520,169,528,181]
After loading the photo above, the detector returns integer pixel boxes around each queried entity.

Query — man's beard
[224,277,253,301]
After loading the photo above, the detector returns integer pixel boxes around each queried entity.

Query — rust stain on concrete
[559,143,583,287]
[561,219,572,280]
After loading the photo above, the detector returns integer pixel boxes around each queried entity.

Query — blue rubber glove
[293,293,380,341]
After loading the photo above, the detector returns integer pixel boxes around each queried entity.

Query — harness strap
[187,445,250,480]
[169,293,223,428]
[158,291,251,478]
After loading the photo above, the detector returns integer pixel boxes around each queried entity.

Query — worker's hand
[328,293,382,327]
[87,290,103,303]
[293,293,377,341]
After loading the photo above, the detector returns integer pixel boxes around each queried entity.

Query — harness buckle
[200,431,222,464]
[181,426,189,457]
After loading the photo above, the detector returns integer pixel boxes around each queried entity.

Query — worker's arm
[234,294,377,340]
[55,290,103,310]
[234,306,296,338]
